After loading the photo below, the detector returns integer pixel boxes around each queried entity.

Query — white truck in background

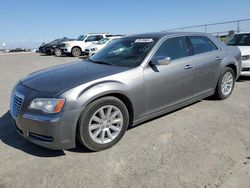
[59,33,111,57]
[84,35,123,56]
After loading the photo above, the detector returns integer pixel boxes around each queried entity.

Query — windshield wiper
[88,58,114,66]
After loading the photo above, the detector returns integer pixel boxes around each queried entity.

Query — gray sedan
[10,32,241,151]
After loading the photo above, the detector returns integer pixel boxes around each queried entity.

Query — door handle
[184,64,194,70]
[215,57,222,61]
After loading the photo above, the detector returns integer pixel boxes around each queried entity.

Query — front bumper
[241,59,250,76]
[59,47,71,54]
[13,108,81,150]
[39,48,46,53]
[10,83,82,150]
[44,47,55,54]
[84,50,95,56]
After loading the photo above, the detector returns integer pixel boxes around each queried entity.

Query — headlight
[91,48,97,51]
[242,55,250,61]
[29,98,65,113]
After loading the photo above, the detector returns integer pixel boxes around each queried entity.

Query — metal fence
[164,19,250,35]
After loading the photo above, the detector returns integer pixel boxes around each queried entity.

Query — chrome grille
[10,92,24,119]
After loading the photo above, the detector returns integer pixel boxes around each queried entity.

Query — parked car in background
[9,48,25,52]
[38,42,47,53]
[10,32,241,151]
[59,33,110,57]
[0,49,9,53]
[39,37,73,56]
[227,32,250,76]
[84,35,123,56]
[45,37,74,56]
[215,34,228,43]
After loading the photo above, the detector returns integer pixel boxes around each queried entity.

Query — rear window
[189,36,218,55]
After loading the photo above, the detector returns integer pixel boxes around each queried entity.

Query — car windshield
[49,39,61,45]
[227,33,250,46]
[50,38,68,45]
[77,35,87,41]
[96,38,110,44]
[89,38,157,67]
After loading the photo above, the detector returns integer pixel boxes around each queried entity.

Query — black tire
[71,47,81,57]
[54,48,62,56]
[77,96,129,151]
[214,67,235,100]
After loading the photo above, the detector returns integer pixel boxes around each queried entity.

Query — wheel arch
[71,46,82,52]
[75,92,135,148]
[82,92,134,127]
[225,63,237,77]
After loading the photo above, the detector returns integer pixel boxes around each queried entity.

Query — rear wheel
[214,67,235,99]
[77,97,129,151]
[71,47,81,57]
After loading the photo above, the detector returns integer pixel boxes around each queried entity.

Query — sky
[1,0,250,49]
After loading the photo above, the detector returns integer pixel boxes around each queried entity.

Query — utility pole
[237,20,240,33]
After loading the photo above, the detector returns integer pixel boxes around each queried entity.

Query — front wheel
[54,48,62,56]
[214,67,235,100]
[77,97,129,151]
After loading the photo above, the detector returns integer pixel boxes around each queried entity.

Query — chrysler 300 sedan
[10,32,241,151]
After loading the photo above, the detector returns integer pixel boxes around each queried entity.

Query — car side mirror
[150,56,171,66]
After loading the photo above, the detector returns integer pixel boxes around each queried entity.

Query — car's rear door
[143,36,195,116]
[187,36,223,97]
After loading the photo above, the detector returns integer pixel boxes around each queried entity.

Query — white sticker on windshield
[135,39,154,43]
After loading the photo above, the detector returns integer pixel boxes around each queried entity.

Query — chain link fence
[164,19,250,36]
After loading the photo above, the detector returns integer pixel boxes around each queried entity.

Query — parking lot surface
[0,53,250,188]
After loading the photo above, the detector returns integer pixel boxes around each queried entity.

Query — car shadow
[78,56,89,60]
[0,111,94,156]
[0,100,204,156]
[237,76,250,82]
[0,111,66,157]
[53,54,68,57]
[39,54,51,56]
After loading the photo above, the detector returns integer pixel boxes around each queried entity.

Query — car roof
[234,32,250,35]
[86,33,110,35]
[125,31,209,39]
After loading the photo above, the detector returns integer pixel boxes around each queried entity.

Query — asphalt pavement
[0,53,250,188]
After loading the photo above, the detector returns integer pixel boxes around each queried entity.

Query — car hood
[21,60,131,93]
[236,46,250,56]
[86,44,104,50]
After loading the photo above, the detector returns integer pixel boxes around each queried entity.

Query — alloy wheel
[221,72,233,96]
[72,48,81,56]
[54,48,61,56]
[88,105,123,144]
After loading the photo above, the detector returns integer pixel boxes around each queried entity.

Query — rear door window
[86,36,98,42]
[189,36,218,55]
[96,35,104,40]
[153,37,189,61]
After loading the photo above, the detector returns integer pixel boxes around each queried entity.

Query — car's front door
[143,36,195,116]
